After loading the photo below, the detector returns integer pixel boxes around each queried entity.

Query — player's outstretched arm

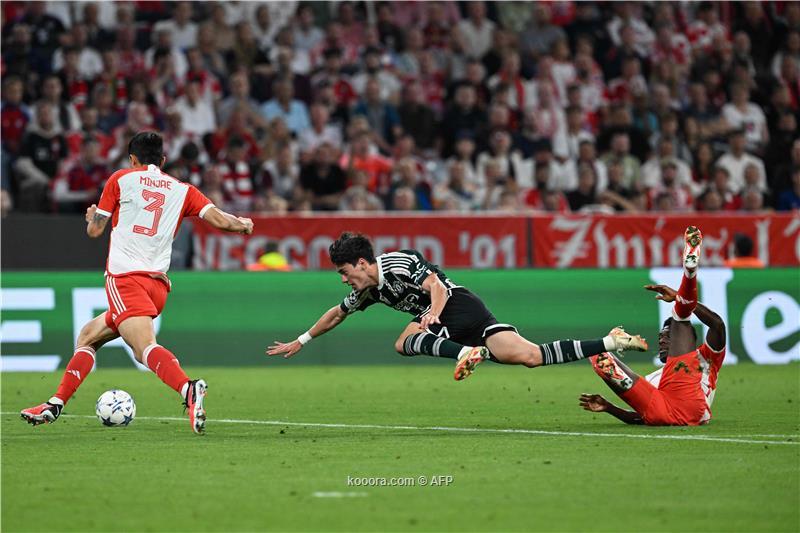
[418,273,449,330]
[579,393,644,425]
[693,302,726,352]
[86,204,109,238]
[202,207,254,235]
[266,305,348,358]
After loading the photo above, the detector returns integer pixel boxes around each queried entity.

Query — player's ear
[160,155,167,168]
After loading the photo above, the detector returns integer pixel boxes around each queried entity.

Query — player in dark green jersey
[267,233,648,380]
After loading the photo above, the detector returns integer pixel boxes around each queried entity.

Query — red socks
[143,344,190,396]
[54,347,96,405]
[672,270,698,321]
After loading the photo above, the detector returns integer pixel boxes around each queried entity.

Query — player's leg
[484,328,648,368]
[116,315,207,434]
[114,275,207,434]
[393,322,477,360]
[20,314,119,426]
[584,350,660,419]
[673,226,702,321]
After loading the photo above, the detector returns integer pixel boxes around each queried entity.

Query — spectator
[477,129,532,189]
[340,131,393,194]
[441,84,486,156]
[691,142,717,187]
[566,163,600,211]
[519,3,567,64]
[153,1,198,50]
[261,78,311,136]
[641,137,693,192]
[352,46,401,102]
[262,142,300,202]
[31,75,80,133]
[208,105,259,162]
[145,28,189,79]
[716,129,767,193]
[390,157,432,210]
[647,160,694,212]
[740,186,767,213]
[352,77,401,151]
[53,136,109,213]
[554,105,595,161]
[218,70,266,130]
[601,132,641,188]
[114,26,146,80]
[398,82,437,152]
[457,2,495,60]
[174,78,217,138]
[195,23,228,80]
[1,76,31,156]
[164,142,204,187]
[299,103,343,158]
[294,4,325,54]
[392,186,417,211]
[52,23,103,79]
[217,135,258,213]
[66,106,114,158]
[300,142,347,211]
[722,83,769,153]
[724,233,766,268]
[777,168,800,211]
[14,103,68,211]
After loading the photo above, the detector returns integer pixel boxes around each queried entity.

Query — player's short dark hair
[733,233,754,257]
[128,131,164,166]
[329,232,376,266]
[661,317,697,342]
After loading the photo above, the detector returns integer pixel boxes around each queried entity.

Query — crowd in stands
[2,0,799,217]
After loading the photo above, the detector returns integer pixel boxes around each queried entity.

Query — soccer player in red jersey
[579,226,728,426]
[21,132,254,434]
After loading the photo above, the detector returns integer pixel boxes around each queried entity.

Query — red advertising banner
[531,213,800,267]
[191,215,529,270]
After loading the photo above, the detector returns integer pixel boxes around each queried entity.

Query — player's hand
[644,284,678,303]
[419,313,441,331]
[579,393,610,412]
[266,340,303,358]
[238,217,254,235]
[85,204,97,223]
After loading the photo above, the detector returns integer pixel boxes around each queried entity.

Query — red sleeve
[96,172,122,217]
[182,184,214,218]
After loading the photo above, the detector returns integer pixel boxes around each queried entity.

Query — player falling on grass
[579,226,727,426]
[267,232,648,377]
[20,132,254,434]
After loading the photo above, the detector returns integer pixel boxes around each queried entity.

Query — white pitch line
[312,491,368,498]
[4,412,798,446]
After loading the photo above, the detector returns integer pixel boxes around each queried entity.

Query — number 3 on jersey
[133,190,165,237]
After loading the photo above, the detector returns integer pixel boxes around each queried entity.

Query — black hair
[733,233,754,257]
[661,317,697,341]
[128,131,164,166]
[329,232,376,266]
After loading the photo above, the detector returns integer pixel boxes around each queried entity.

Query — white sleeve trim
[198,203,215,219]
[703,342,726,354]
[95,208,112,217]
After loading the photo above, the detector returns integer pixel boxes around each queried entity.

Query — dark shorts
[412,287,517,347]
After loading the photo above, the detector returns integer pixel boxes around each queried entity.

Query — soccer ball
[95,389,136,427]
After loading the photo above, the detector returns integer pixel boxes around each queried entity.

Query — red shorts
[104,274,169,331]
[620,352,707,426]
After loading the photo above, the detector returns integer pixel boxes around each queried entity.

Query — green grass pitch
[2,363,799,532]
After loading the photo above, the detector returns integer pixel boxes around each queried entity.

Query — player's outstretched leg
[21,314,118,426]
[673,226,702,321]
[485,328,648,370]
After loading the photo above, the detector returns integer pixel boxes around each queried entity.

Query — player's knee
[394,337,406,354]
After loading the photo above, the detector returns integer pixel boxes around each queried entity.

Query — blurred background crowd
[2,0,799,217]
